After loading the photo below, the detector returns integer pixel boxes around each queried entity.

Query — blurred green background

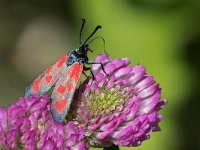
[0,0,200,150]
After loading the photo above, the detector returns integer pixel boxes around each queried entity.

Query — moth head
[79,44,89,53]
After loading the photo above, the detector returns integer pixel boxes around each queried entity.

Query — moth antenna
[84,25,102,44]
[87,36,107,54]
[80,19,86,45]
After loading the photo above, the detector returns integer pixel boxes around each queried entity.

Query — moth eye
[81,60,84,63]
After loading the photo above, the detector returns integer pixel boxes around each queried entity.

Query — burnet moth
[24,19,106,123]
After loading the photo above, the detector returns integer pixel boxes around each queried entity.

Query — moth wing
[25,54,69,98]
[50,63,83,122]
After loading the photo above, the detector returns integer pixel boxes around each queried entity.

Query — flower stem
[103,145,119,150]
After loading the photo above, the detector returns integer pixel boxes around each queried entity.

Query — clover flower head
[0,95,87,150]
[74,54,167,147]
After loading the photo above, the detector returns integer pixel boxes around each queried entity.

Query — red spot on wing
[66,82,74,92]
[69,63,83,83]
[53,99,67,113]
[45,75,52,83]
[57,85,65,94]
[57,54,68,68]
[46,66,53,74]
[32,78,41,92]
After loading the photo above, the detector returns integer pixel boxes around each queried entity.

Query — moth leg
[83,66,100,94]
[83,66,95,80]
[83,66,90,71]
[86,61,108,76]
[82,71,88,78]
